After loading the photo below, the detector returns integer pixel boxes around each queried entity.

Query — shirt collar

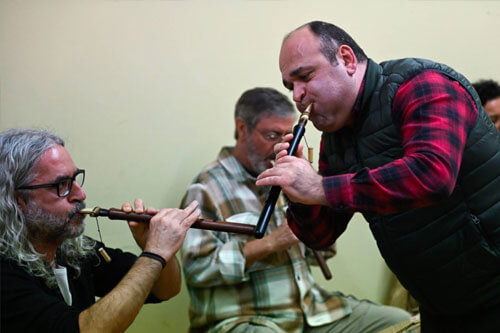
[217,146,256,183]
[352,71,367,123]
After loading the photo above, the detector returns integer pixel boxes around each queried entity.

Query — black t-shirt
[1,239,160,332]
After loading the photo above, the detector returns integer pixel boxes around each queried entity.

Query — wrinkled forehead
[279,28,321,74]
[255,115,296,132]
[32,145,77,182]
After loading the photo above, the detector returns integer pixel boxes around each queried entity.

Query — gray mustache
[67,201,86,221]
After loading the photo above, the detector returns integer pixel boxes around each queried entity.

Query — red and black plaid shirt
[287,70,478,249]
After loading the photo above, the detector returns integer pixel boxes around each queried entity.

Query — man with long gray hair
[0,129,200,332]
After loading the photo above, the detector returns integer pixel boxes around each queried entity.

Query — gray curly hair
[0,129,94,288]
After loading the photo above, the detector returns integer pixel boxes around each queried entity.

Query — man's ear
[235,117,248,140]
[14,192,27,213]
[337,45,358,76]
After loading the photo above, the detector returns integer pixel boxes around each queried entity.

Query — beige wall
[1,0,499,331]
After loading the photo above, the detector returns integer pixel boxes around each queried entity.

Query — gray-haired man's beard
[25,201,86,243]
[246,137,275,175]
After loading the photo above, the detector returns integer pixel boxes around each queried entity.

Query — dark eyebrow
[53,169,79,183]
[282,79,292,91]
[53,174,72,183]
[289,66,313,78]
[283,66,314,91]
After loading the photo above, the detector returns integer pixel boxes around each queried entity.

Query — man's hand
[79,200,199,332]
[243,219,299,268]
[144,201,200,262]
[266,219,300,253]
[122,198,159,250]
[122,199,200,262]
[256,138,327,205]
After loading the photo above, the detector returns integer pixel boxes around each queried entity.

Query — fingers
[144,202,201,260]
[256,165,288,186]
[257,156,295,180]
[182,206,201,228]
[121,198,145,213]
[122,198,159,215]
[281,133,294,143]
[256,175,284,187]
[183,200,199,216]
[121,201,132,212]
[152,201,199,228]
[146,206,159,215]
[128,221,142,228]
[295,143,305,159]
[276,150,288,160]
[173,201,200,228]
[273,141,290,154]
[133,198,145,214]
[257,164,281,180]
[273,134,305,159]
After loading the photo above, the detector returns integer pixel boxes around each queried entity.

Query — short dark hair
[299,21,367,65]
[472,79,500,106]
[234,87,295,139]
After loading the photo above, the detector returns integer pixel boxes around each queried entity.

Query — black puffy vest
[322,58,500,315]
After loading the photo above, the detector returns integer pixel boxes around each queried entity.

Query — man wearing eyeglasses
[179,87,409,333]
[0,129,200,332]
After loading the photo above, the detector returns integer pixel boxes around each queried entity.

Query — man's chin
[66,218,86,238]
[312,119,341,133]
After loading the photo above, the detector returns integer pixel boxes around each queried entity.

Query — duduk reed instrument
[254,104,312,239]
[252,104,333,280]
[79,207,255,235]
[79,202,332,279]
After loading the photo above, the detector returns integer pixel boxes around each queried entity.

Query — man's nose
[68,181,86,202]
[293,83,305,104]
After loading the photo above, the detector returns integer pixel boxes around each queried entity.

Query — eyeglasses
[17,169,85,198]
[258,130,292,143]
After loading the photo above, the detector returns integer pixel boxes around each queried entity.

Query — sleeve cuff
[218,241,249,283]
[322,174,354,211]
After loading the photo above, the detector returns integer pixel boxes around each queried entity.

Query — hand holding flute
[122,198,201,263]
[254,104,332,279]
[246,219,301,268]
[256,133,327,206]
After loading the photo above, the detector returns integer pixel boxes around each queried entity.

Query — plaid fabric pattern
[180,147,349,333]
[289,70,478,249]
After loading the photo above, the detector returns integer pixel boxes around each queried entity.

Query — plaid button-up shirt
[180,147,349,333]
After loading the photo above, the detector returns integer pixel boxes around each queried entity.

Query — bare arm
[78,257,162,332]
[150,255,181,300]
[78,200,200,332]
[121,199,190,300]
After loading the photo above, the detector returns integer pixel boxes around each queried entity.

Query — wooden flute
[79,207,255,235]
[79,206,332,279]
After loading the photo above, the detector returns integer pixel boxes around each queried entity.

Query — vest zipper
[470,214,493,247]
[352,134,364,168]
